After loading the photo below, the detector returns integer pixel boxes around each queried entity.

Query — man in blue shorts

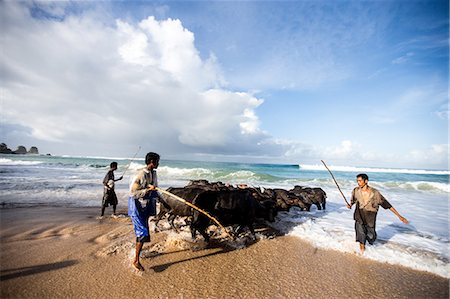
[128,152,161,271]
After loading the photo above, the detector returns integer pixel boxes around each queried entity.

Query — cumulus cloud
[0,2,275,157]
[280,139,449,170]
[1,2,447,170]
[406,144,449,168]
[325,140,356,159]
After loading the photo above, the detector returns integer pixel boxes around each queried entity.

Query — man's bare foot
[132,261,145,271]
[359,243,365,255]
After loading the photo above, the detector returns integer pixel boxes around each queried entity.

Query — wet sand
[1,207,448,299]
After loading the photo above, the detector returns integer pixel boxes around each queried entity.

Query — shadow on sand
[0,260,78,281]
[149,236,256,273]
[151,247,232,273]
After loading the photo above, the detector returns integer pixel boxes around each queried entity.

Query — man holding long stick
[128,152,161,271]
[101,162,123,217]
[348,173,409,254]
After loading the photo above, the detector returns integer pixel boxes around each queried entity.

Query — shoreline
[1,206,448,299]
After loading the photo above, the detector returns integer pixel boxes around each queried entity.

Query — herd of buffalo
[155,180,327,241]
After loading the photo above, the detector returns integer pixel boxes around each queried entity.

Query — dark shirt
[103,170,115,187]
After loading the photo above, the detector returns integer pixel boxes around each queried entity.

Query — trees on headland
[0,143,40,154]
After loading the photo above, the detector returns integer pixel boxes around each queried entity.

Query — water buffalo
[290,186,327,210]
[154,186,204,232]
[191,189,278,242]
[154,181,232,231]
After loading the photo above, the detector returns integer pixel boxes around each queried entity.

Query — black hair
[110,162,118,168]
[356,173,369,181]
[145,152,160,165]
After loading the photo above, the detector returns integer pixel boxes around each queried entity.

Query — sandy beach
[0,206,448,299]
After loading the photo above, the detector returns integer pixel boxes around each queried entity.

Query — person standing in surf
[128,152,161,271]
[347,173,409,254]
[101,162,123,217]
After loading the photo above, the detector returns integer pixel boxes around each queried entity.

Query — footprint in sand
[9,225,78,241]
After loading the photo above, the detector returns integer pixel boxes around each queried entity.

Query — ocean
[0,154,448,278]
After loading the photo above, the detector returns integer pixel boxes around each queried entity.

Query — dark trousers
[355,221,377,245]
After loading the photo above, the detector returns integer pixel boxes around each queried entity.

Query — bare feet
[132,261,145,271]
[359,243,365,255]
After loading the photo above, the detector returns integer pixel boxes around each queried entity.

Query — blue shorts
[128,192,157,243]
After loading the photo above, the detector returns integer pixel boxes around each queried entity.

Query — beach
[1,206,448,299]
[1,155,449,279]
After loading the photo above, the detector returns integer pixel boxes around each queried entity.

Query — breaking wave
[299,164,449,175]
[0,158,43,166]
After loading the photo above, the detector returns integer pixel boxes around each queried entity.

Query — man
[347,173,408,254]
[101,162,123,216]
[128,152,161,271]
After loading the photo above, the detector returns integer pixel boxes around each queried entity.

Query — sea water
[0,154,448,278]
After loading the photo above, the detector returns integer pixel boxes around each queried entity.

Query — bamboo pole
[156,188,232,239]
[321,160,350,206]
[120,146,141,177]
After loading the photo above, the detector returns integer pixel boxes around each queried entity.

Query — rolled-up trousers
[355,221,377,245]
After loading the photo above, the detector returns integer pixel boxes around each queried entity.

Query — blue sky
[1,1,448,169]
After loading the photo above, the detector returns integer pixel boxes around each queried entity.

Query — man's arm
[103,171,110,186]
[389,206,409,224]
[347,188,356,209]
[131,181,154,198]
[378,193,408,224]
[103,171,111,190]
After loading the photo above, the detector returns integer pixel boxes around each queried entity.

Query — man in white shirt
[128,152,160,271]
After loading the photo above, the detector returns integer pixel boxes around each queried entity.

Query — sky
[0,0,448,169]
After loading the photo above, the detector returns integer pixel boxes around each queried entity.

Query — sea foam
[0,158,43,166]
[299,164,450,175]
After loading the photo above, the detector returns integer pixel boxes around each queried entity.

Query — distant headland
[0,143,48,155]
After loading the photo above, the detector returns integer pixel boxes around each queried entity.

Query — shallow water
[0,154,448,277]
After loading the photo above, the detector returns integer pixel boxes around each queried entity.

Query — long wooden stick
[156,188,232,239]
[121,146,141,177]
[321,160,350,206]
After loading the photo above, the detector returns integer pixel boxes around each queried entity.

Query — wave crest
[0,158,43,166]
[300,164,449,175]
[378,181,450,193]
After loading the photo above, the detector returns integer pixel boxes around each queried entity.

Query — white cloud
[1,2,447,170]
[407,144,449,168]
[435,102,450,120]
[0,2,271,157]
[325,140,357,159]
[278,139,448,170]
[392,52,414,64]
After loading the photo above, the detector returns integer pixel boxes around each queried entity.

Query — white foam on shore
[271,188,450,279]
[283,216,449,278]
